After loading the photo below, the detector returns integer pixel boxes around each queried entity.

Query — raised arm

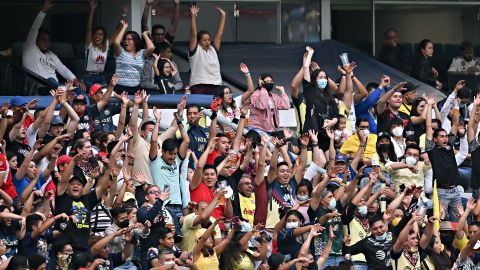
[113,20,128,57]
[168,0,180,38]
[193,190,223,227]
[255,134,268,186]
[193,218,223,261]
[213,7,226,50]
[352,75,368,104]
[468,96,480,143]
[128,91,143,144]
[149,107,161,160]
[15,140,42,180]
[377,80,406,115]
[31,213,68,239]
[240,63,255,104]
[141,0,153,32]
[425,94,436,141]
[85,0,97,46]
[295,133,311,183]
[189,5,199,52]
[303,47,314,82]
[9,114,26,143]
[393,212,421,253]
[97,74,117,111]
[291,67,304,100]
[190,138,217,190]
[142,30,155,59]
[114,92,130,139]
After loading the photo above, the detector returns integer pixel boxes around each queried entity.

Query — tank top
[85,41,109,73]
[189,44,222,86]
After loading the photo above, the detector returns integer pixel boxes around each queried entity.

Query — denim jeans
[458,167,472,190]
[166,205,184,239]
[83,73,106,93]
[321,255,344,269]
[438,186,463,222]
[352,261,368,270]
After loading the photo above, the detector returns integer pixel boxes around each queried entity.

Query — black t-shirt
[426,137,461,187]
[155,76,176,94]
[54,191,100,251]
[93,253,124,270]
[470,139,480,189]
[6,140,31,163]
[90,101,121,132]
[347,233,396,270]
[377,108,413,134]
[301,79,339,131]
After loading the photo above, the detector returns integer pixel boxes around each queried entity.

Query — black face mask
[379,144,391,152]
[119,219,130,228]
[263,82,274,92]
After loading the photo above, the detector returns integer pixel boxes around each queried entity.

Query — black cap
[378,132,392,140]
[401,82,419,94]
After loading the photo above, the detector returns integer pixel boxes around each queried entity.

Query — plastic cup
[339,53,350,66]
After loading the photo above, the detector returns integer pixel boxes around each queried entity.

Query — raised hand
[33,139,44,150]
[467,197,476,211]
[309,224,324,238]
[120,133,131,142]
[190,5,199,17]
[310,61,320,71]
[308,129,318,144]
[159,190,170,201]
[275,85,285,94]
[426,94,436,106]
[392,82,407,92]
[152,53,160,62]
[132,170,146,185]
[121,91,130,105]
[326,127,334,140]
[380,75,390,88]
[133,91,143,105]
[323,119,336,129]
[299,133,310,146]
[454,80,465,91]
[240,63,250,74]
[42,0,55,12]
[110,74,119,87]
[141,90,150,103]
[152,106,162,122]
[306,46,314,54]
[89,0,97,9]
[343,61,357,74]
[146,0,154,6]
[216,7,226,16]
[120,19,128,28]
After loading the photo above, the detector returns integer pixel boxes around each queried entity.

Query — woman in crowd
[153,56,177,94]
[412,39,443,89]
[83,0,120,91]
[188,5,226,94]
[410,96,441,140]
[113,19,154,94]
[302,46,339,151]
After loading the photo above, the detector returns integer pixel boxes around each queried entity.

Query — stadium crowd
[4,0,480,269]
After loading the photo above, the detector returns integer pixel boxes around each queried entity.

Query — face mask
[263,82,274,91]
[379,144,391,152]
[297,195,309,202]
[405,156,417,166]
[119,219,130,228]
[359,129,370,138]
[375,232,387,241]
[328,198,336,211]
[146,132,152,143]
[116,159,124,167]
[392,126,404,137]
[317,79,328,89]
[241,221,252,232]
[357,205,368,217]
[286,222,299,229]
[163,261,175,266]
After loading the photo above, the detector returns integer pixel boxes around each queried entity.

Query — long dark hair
[256,74,273,90]
[215,86,237,114]
[415,39,432,59]
[376,135,397,163]
[92,26,108,52]
[308,69,335,104]
[219,232,254,270]
[122,31,143,52]
[0,205,17,235]
[410,97,426,117]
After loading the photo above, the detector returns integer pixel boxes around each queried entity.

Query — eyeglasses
[148,190,161,195]
[357,126,370,130]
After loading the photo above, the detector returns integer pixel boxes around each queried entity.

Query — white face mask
[163,261,175,266]
[392,126,404,137]
[116,159,124,167]
[286,222,299,229]
[359,129,370,138]
[405,156,417,166]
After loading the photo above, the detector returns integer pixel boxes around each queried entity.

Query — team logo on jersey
[94,120,100,125]
[375,250,386,261]
[104,109,110,116]
[84,115,89,121]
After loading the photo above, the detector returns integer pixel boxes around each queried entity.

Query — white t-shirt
[189,44,222,86]
[85,41,109,73]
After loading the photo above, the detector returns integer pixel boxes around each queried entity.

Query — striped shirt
[115,47,145,87]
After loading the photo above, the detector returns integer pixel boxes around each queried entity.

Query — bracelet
[210,111,217,120]
[341,74,346,77]
[244,72,250,77]
[300,144,308,149]
[240,115,246,119]
[311,143,318,147]
[359,144,366,148]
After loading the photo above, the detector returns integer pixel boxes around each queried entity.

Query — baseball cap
[56,155,72,166]
[73,94,87,104]
[10,96,27,107]
[68,175,84,186]
[89,84,107,97]
[400,82,419,94]
[123,192,136,202]
[335,154,348,163]
[51,115,64,126]
[378,132,392,140]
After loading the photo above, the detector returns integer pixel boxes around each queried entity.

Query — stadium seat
[50,42,75,59]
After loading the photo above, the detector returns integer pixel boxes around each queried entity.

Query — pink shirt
[247,88,290,132]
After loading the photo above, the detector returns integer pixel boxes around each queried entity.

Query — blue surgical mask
[317,79,328,89]
[328,198,336,211]
[375,232,387,241]
[297,195,309,202]
[358,205,368,217]
[146,132,152,143]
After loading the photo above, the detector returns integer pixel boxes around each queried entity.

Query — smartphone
[261,230,272,242]
[163,185,170,192]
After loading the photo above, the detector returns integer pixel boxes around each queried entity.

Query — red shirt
[190,181,224,219]
[0,154,17,199]
[206,149,221,165]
